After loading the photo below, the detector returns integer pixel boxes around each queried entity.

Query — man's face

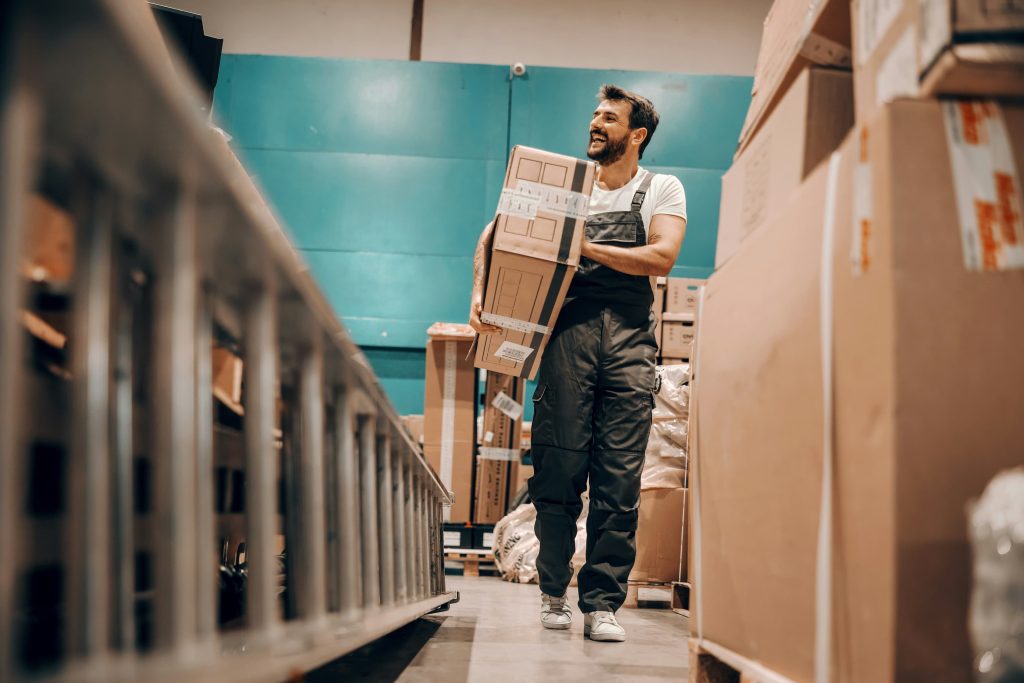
[587,99,632,164]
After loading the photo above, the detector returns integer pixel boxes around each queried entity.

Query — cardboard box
[658,357,688,367]
[853,0,1024,124]
[695,100,1024,682]
[474,372,525,523]
[738,0,852,154]
[664,277,704,315]
[653,276,666,352]
[508,458,533,503]
[424,322,477,522]
[212,347,243,408]
[475,146,597,380]
[718,67,853,268]
[629,487,686,583]
[661,317,696,359]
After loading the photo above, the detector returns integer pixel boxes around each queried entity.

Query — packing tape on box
[942,101,1024,272]
[481,312,549,335]
[497,180,591,221]
[814,151,842,683]
[478,447,519,462]
[441,341,456,522]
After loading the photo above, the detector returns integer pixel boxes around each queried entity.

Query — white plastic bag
[969,467,1024,683]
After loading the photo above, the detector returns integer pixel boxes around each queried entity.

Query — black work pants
[527,298,657,613]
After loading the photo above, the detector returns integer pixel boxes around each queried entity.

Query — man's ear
[632,127,648,148]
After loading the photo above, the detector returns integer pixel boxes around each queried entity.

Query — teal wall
[212,56,751,416]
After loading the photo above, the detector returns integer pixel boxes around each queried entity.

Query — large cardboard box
[424,323,477,522]
[660,316,696,359]
[508,457,533,503]
[853,0,1024,124]
[664,276,704,315]
[475,146,597,380]
[629,488,687,583]
[474,372,525,523]
[738,0,852,154]
[718,67,853,268]
[695,100,1024,682]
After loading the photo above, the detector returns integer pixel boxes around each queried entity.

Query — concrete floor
[311,575,691,682]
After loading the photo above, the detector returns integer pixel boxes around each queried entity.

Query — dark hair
[597,84,659,159]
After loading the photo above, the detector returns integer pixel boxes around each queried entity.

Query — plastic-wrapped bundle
[493,497,589,584]
[642,363,690,490]
[969,467,1024,683]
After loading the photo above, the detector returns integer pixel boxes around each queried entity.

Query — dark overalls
[528,170,658,613]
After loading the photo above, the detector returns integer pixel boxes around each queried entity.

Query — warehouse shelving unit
[0,1,455,681]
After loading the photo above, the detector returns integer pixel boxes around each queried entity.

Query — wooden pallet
[671,581,691,617]
[688,639,798,683]
[444,549,495,578]
[623,581,673,609]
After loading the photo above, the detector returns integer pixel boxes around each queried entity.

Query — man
[469,85,686,642]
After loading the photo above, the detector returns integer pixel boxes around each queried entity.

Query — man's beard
[587,133,628,165]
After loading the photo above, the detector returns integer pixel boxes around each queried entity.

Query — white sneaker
[583,611,626,642]
[540,593,572,630]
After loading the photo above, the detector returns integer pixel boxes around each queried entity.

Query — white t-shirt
[588,167,687,228]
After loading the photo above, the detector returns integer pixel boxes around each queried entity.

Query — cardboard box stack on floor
[474,371,526,524]
[423,322,477,522]
[475,146,597,380]
[694,1,1024,681]
[508,421,533,501]
[660,277,704,364]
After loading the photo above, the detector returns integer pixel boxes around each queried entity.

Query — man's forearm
[581,242,675,277]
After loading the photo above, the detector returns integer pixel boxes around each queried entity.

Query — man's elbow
[654,252,676,277]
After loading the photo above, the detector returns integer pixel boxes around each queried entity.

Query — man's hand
[469,298,500,334]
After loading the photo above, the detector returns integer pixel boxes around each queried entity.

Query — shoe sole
[584,627,625,642]
[542,620,571,630]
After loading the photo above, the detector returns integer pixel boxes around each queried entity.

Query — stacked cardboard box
[423,322,477,522]
[474,371,525,524]
[660,277,704,363]
[475,146,597,380]
[695,1,1024,681]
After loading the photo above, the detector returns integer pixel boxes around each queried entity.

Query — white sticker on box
[943,101,1024,271]
[483,532,496,549]
[498,187,540,219]
[515,180,591,220]
[857,0,904,65]
[851,129,874,276]
[492,390,524,421]
[483,430,494,444]
[443,531,461,547]
[481,312,549,335]
[918,0,951,71]
[479,447,519,461]
[494,341,534,363]
[875,26,918,107]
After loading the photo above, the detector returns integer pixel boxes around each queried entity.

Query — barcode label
[492,390,523,421]
[443,531,461,547]
[494,341,534,363]
[483,532,496,548]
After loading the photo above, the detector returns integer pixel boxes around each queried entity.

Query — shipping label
[492,390,524,421]
[515,180,591,219]
[943,101,1024,271]
[443,531,461,547]
[494,340,534,363]
[851,127,874,276]
[483,532,496,549]
[857,0,904,64]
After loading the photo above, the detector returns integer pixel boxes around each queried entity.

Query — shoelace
[543,596,570,614]
[591,612,619,628]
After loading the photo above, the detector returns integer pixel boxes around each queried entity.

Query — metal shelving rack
[0,1,455,681]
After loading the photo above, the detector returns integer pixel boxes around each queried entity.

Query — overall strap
[630,171,655,212]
